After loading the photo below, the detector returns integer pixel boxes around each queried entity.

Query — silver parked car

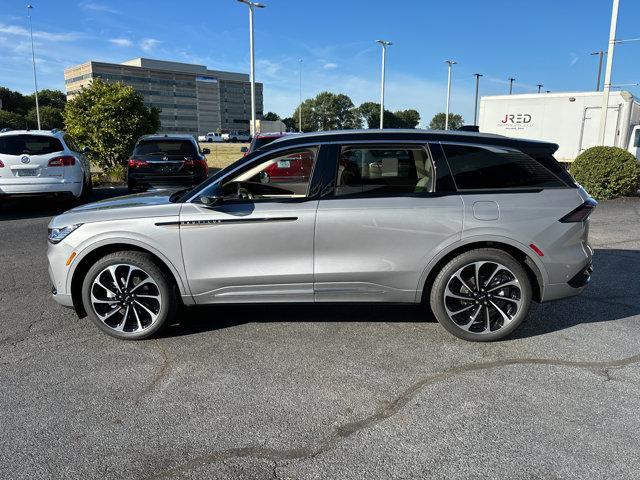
[47,130,595,341]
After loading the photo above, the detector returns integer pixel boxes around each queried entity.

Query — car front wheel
[81,251,177,340]
[429,248,532,342]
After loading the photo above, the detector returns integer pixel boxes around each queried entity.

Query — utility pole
[473,73,482,126]
[537,84,543,93]
[298,58,302,132]
[237,0,266,136]
[599,0,619,145]
[376,40,391,129]
[444,60,457,130]
[591,50,605,91]
[27,5,41,130]
[508,77,515,95]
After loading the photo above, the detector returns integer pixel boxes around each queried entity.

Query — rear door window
[442,144,565,190]
[0,135,64,156]
[334,145,434,196]
[134,140,197,157]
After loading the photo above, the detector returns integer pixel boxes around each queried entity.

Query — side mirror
[240,146,248,153]
[259,171,270,184]
[81,146,91,154]
[199,184,224,207]
[202,148,211,154]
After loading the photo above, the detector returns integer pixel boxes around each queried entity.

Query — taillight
[48,155,76,167]
[0,160,4,167]
[559,198,598,223]
[184,157,208,174]
[128,158,150,168]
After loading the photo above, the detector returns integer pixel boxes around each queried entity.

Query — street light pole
[599,0,619,145]
[444,60,457,130]
[27,5,40,130]
[508,77,515,95]
[537,84,543,93]
[298,58,302,132]
[237,0,265,137]
[376,40,391,129]
[591,51,605,91]
[473,73,482,126]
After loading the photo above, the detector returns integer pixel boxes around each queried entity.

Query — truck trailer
[478,91,640,163]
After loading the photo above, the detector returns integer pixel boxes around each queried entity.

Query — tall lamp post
[444,60,456,130]
[591,51,605,91]
[376,40,391,129]
[537,84,544,93]
[508,77,515,95]
[298,58,302,132]
[473,73,482,126]
[237,0,265,136]
[27,4,41,130]
[599,0,619,145]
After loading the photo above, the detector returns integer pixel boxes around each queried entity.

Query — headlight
[48,224,82,244]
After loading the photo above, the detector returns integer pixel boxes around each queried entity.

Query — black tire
[231,137,238,143]
[429,248,532,342]
[81,251,177,340]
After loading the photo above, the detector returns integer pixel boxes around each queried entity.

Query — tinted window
[63,134,80,152]
[335,146,434,196]
[442,144,565,190]
[0,135,64,155]
[134,139,197,157]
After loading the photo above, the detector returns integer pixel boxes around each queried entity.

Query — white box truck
[478,91,640,162]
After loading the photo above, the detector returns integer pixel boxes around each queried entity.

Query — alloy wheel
[90,263,162,334]
[443,261,522,335]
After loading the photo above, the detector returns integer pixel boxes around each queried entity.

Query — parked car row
[198,130,252,143]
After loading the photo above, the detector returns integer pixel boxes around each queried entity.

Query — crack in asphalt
[134,341,170,405]
[143,351,640,479]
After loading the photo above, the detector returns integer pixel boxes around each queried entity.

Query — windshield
[133,139,197,157]
[0,135,64,155]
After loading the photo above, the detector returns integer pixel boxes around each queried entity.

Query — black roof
[262,129,559,155]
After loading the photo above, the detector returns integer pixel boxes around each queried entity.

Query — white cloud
[109,38,132,47]
[569,52,579,67]
[140,38,160,52]
[79,2,120,14]
[0,23,80,42]
[323,62,338,70]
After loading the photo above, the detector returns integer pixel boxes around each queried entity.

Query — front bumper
[48,242,75,308]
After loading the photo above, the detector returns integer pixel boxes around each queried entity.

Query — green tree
[263,111,280,121]
[281,117,296,131]
[358,102,421,129]
[394,109,420,128]
[63,79,160,172]
[27,89,67,110]
[429,112,464,130]
[26,105,65,130]
[0,87,30,115]
[0,110,28,130]
[292,91,361,132]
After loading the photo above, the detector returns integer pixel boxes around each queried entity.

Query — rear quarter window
[442,144,565,190]
[0,135,64,155]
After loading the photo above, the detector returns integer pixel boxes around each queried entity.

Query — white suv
[197,132,223,143]
[222,130,251,143]
[0,129,92,201]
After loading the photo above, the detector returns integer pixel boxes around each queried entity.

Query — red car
[245,132,311,183]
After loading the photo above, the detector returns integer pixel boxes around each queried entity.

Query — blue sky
[1,0,639,126]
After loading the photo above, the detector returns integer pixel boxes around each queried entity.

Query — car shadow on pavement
[163,248,640,341]
[0,186,128,221]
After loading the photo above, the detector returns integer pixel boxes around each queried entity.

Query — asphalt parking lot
[1,190,639,480]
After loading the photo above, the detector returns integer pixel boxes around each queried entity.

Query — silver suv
[47,130,595,341]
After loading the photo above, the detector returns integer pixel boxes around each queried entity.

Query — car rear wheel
[429,248,532,342]
[81,251,177,340]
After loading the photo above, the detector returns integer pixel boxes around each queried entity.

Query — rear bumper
[541,261,593,302]
[128,174,205,188]
[0,179,82,197]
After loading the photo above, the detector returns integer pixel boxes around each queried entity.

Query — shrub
[570,146,640,200]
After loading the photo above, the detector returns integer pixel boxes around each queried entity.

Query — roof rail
[51,128,58,133]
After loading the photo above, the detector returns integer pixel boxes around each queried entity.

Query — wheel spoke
[94,279,117,297]
[448,304,476,316]
[484,306,491,332]
[489,300,514,324]
[130,277,155,293]
[484,263,501,288]
[115,306,130,332]
[453,272,474,293]
[107,266,122,292]
[488,279,519,292]
[123,265,134,291]
[134,299,158,320]
[460,305,483,331]
[96,305,122,321]
[132,304,144,331]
